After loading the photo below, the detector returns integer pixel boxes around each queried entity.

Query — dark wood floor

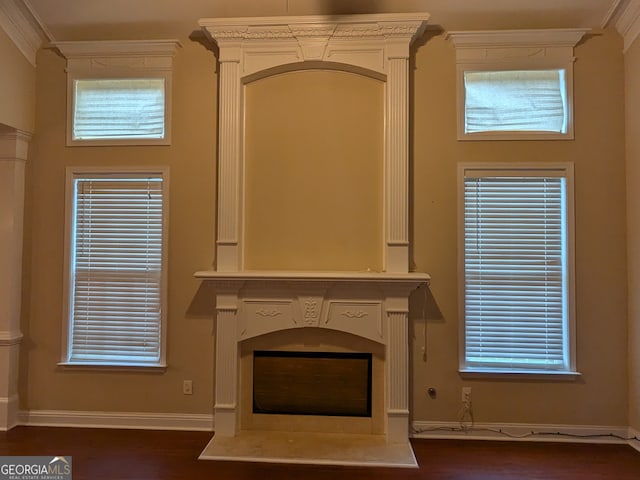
[1,427,639,479]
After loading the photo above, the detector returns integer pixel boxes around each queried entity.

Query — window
[463,69,568,135]
[62,168,169,367]
[54,39,181,146]
[459,164,576,375]
[73,78,166,141]
[448,29,588,141]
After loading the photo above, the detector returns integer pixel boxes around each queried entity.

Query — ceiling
[25,0,628,41]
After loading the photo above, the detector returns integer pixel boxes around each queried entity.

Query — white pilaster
[214,283,241,436]
[0,129,30,430]
[385,290,411,443]
[385,55,410,273]
[216,57,242,271]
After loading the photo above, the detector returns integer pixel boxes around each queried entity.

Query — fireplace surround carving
[195,13,431,466]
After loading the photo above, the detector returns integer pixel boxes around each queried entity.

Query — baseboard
[412,421,630,445]
[0,395,20,431]
[17,409,214,431]
[628,427,640,453]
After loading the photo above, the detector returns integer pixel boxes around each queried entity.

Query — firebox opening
[252,351,372,417]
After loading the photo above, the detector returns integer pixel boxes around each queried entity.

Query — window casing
[62,168,169,368]
[53,40,180,146]
[458,163,576,376]
[447,29,588,141]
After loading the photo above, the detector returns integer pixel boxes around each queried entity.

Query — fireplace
[195,13,430,467]
[252,351,372,417]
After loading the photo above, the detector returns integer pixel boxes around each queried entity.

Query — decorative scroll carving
[334,24,423,38]
[341,310,369,319]
[201,16,428,44]
[256,309,283,317]
[290,24,337,38]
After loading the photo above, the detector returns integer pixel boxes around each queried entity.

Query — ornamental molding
[0,331,23,346]
[447,28,590,64]
[198,13,430,273]
[341,310,369,319]
[0,129,32,160]
[200,13,429,43]
[255,308,283,317]
[53,39,182,73]
[0,0,51,66]
[614,0,640,52]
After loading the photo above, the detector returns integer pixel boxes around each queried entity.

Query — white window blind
[73,79,165,141]
[462,170,569,372]
[69,175,165,365]
[464,70,567,134]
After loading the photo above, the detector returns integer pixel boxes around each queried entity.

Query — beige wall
[20,40,217,413]
[625,36,640,433]
[0,27,35,133]
[411,28,627,426]
[20,27,630,428]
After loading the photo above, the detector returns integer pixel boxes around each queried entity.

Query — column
[0,129,30,430]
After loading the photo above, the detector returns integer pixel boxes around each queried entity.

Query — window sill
[58,362,167,373]
[459,368,581,381]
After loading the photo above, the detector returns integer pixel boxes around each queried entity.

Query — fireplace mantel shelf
[194,270,430,285]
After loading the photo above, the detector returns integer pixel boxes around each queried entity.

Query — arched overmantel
[199,13,430,273]
[241,60,387,84]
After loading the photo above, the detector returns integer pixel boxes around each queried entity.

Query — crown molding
[53,39,182,59]
[447,28,590,50]
[447,28,589,67]
[0,0,51,66]
[53,39,182,73]
[614,0,640,52]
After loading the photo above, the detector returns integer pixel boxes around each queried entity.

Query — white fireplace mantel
[196,270,430,444]
[196,13,430,466]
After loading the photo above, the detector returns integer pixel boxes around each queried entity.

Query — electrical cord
[412,424,640,442]
[457,399,474,431]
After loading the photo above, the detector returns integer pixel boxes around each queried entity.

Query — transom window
[73,78,166,141]
[448,29,587,141]
[53,39,180,146]
[463,69,568,135]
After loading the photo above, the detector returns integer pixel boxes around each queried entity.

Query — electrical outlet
[462,387,472,404]
[183,380,193,395]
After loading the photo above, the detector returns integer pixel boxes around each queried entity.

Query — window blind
[463,174,568,371]
[73,79,165,140]
[464,70,567,134]
[70,176,165,365]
